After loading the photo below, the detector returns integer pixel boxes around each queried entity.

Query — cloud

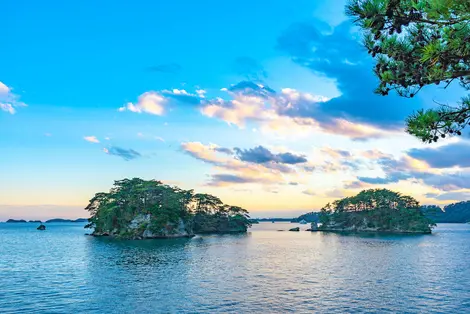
[155,136,165,142]
[0,103,15,114]
[180,142,307,186]
[431,191,470,201]
[0,81,9,94]
[353,149,470,191]
[119,92,166,115]
[104,146,141,161]
[276,20,423,129]
[207,174,263,186]
[228,80,276,97]
[234,145,307,165]
[0,81,26,114]
[120,89,202,115]
[408,143,470,168]
[325,189,345,198]
[200,81,390,140]
[213,147,233,155]
[321,147,352,158]
[233,57,268,81]
[302,189,316,196]
[147,63,182,74]
[84,136,100,143]
[418,171,470,191]
[344,181,368,189]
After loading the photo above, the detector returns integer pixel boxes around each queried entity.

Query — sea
[0,222,469,313]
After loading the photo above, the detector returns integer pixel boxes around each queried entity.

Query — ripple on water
[0,223,470,313]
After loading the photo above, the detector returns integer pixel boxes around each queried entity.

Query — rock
[277,230,285,232]
[309,222,319,231]
[289,227,300,232]
[129,214,151,229]
[37,224,46,230]
[142,229,155,238]
[305,228,312,231]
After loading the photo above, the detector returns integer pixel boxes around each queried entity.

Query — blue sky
[2,0,470,220]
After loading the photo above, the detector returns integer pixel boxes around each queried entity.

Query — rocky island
[85,178,251,239]
[318,189,435,234]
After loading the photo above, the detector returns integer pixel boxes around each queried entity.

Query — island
[45,218,88,223]
[317,189,435,234]
[85,178,252,239]
[422,202,470,223]
[6,219,27,223]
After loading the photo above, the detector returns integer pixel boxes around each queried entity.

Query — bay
[1,222,469,313]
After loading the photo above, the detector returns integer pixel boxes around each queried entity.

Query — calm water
[1,222,469,313]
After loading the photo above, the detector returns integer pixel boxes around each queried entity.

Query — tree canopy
[319,189,435,232]
[85,178,251,238]
[347,0,470,143]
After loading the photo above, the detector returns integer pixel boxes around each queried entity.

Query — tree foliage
[347,0,470,143]
[85,178,251,237]
[319,189,435,232]
[422,201,470,223]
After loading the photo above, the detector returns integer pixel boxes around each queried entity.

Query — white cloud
[0,81,10,94]
[84,136,100,143]
[0,103,15,114]
[119,92,166,115]
[199,86,390,140]
[155,136,165,142]
[0,81,26,114]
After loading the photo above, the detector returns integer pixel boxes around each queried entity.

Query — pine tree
[347,0,470,143]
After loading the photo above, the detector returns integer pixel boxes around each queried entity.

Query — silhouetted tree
[347,0,470,143]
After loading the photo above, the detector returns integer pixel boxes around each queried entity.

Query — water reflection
[1,223,469,313]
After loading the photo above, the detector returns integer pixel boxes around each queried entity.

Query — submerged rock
[37,224,46,230]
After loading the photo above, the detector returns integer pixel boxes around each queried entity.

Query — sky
[1,0,470,220]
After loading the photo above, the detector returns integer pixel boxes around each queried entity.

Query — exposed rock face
[319,218,432,234]
[92,214,194,239]
[310,222,318,231]
[129,214,151,229]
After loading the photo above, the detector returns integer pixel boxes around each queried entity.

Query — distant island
[46,218,88,223]
[5,218,88,223]
[317,189,435,234]
[85,178,252,239]
[422,202,470,223]
[6,219,27,223]
[251,218,295,223]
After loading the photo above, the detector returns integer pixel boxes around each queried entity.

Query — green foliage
[85,178,251,237]
[347,0,470,142]
[422,201,470,223]
[319,189,435,232]
[295,211,321,223]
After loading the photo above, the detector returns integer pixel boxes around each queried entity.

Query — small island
[6,219,27,223]
[318,189,435,234]
[85,178,252,239]
[45,218,88,223]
